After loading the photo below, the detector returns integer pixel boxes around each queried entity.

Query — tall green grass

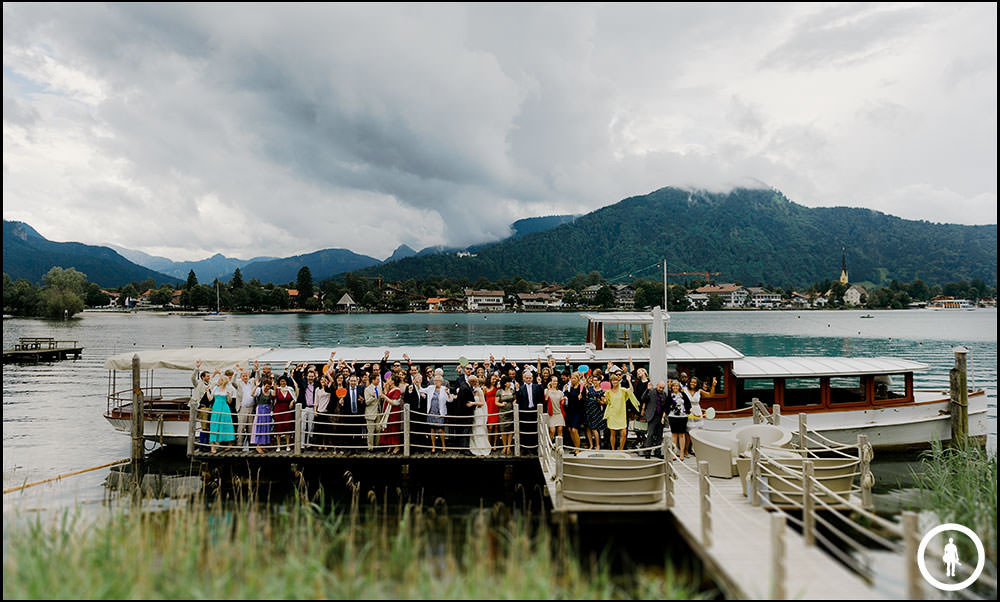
[3,493,706,599]
[912,441,997,571]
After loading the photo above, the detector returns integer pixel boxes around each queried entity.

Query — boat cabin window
[690,363,727,396]
[738,378,775,408]
[602,323,650,348]
[783,377,822,407]
[874,374,907,401]
[829,376,865,404]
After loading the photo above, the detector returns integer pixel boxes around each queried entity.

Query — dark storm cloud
[3,4,996,260]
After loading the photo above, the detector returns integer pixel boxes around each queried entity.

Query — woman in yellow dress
[601,372,641,450]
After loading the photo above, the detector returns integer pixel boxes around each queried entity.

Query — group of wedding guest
[190,352,716,457]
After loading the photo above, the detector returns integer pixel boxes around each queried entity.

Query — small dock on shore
[3,337,83,363]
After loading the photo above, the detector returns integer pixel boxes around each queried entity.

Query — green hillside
[356,188,997,287]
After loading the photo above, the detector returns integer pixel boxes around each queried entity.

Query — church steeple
[839,246,849,285]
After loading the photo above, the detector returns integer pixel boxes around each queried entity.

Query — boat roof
[254,340,742,365]
[579,312,670,324]
[731,356,930,378]
[104,347,272,371]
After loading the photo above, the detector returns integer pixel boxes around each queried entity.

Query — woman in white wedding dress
[469,375,492,456]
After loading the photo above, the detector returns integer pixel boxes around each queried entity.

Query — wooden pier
[3,337,83,363]
[540,449,893,599]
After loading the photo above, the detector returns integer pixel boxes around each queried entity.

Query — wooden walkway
[540,453,885,600]
[3,337,82,363]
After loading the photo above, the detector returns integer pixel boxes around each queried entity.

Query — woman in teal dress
[209,375,237,453]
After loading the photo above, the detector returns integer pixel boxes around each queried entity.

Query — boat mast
[663,259,668,310]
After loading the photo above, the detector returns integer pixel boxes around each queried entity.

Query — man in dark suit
[642,380,668,457]
[343,374,366,452]
[450,367,475,453]
[515,369,543,452]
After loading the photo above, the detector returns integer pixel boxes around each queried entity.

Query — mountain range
[353,188,998,288]
[3,221,181,287]
[4,192,995,290]
[2,214,579,288]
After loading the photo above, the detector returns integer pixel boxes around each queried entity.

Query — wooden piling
[554,435,564,509]
[770,513,787,599]
[187,402,196,457]
[949,347,969,447]
[858,434,873,511]
[902,511,922,600]
[771,403,781,426]
[752,397,761,424]
[130,354,144,475]
[293,405,302,456]
[513,404,521,457]
[403,404,411,457]
[750,435,761,507]
[803,460,815,546]
[699,460,712,547]
[798,412,808,456]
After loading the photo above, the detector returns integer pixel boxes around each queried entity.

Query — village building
[745,286,782,309]
[426,297,463,312]
[581,284,603,301]
[335,293,357,312]
[464,289,505,311]
[693,283,748,308]
[843,284,867,307]
[517,292,553,310]
[684,292,709,309]
[612,284,636,308]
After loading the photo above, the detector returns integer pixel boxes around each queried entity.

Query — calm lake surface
[3,308,996,514]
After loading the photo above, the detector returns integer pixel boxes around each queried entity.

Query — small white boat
[202,283,228,320]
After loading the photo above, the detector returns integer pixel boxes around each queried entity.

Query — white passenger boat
[103,310,989,450]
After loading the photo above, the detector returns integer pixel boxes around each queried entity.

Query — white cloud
[2,3,996,261]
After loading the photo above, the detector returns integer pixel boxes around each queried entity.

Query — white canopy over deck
[104,347,272,371]
[732,356,929,378]
[579,311,671,324]
[253,340,743,366]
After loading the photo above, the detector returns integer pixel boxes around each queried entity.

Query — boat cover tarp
[732,356,929,378]
[104,347,272,371]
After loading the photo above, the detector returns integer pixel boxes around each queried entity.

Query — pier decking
[3,337,83,363]
[537,435,908,600]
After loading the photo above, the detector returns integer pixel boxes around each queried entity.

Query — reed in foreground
[912,441,997,576]
[3,496,706,599]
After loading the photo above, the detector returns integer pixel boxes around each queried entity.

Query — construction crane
[667,271,720,283]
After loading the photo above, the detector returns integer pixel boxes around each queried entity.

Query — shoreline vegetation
[912,441,998,587]
[3,493,708,600]
[5,265,997,320]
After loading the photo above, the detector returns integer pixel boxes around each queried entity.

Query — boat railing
[107,386,195,414]
[186,401,541,458]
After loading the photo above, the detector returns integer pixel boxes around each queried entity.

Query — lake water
[3,308,996,514]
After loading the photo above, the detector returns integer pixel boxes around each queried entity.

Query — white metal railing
[187,399,540,458]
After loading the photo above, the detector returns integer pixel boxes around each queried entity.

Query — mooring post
[554,435,564,510]
[513,403,521,457]
[130,354,144,475]
[798,412,808,457]
[858,434,873,511]
[752,397,761,424]
[750,435,761,507]
[536,404,545,454]
[699,460,712,547]
[949,347,969,448]
[803,460,815,546]
[403,403,411,457]
[771,403,781,426]
[187,402,196,457]
[293,404,302,456]
[770,513,787,599]
[902,511,922,600]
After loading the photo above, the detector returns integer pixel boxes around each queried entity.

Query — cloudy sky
[3,3,996,261]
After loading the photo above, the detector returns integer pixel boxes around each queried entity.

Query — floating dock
[3,337,83,363]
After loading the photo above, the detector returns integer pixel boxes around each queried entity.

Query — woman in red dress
[484,371,500,447]
[272,375,295,452]
[379,374,404,454]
